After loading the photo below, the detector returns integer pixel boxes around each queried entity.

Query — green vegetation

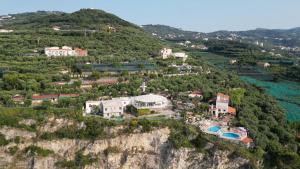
[0,133,9,146]
[0,9,299,169]
[24,145,54,157]
[56,150,97,169]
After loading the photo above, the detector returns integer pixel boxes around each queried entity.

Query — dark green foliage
[7,146,19,155]
[56,150,97,169]
[0,133,9,146]
[24,145,54,157]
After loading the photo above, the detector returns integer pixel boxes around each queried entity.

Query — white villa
[160,48,173,59]
[210,93,236,118]
[100,100,124,119]
[0,29,14,33]
[160,48,188,61]
[173,52,188,62]
[85,94,170,119]
[45,46,88,57]
[132,94,169,109]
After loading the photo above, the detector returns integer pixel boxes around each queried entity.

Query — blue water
[208,126,221,132]
[222,133,240,139]
[241,76,300,122]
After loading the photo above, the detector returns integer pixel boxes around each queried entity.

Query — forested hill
[1,9,138,29]
[142,24,300,47]
[0,9,162,59]
[142,24,204,40]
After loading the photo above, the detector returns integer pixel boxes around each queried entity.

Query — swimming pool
[208,126,221,133]
[222,133,240,139]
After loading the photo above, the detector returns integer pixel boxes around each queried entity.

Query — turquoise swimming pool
[222,133,240,139]
[208,126,221,133]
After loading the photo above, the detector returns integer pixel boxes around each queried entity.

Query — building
[100,100,124,118]
[257,62,271,68]
[52,26,61,31]
[12,94,25,104]
[210,93,236,118]
[85,94,170,118]
[173,52,188,62]
[31,94,79,105]
[132,94,169,109]
[230,59,237,65]
[160,48,173,59]
[188,90,203,99]
[45,46,88,57]
[32,94,59,105]
[0,29,14,33]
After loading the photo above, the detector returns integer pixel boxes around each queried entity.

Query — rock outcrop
[0,126,252,169]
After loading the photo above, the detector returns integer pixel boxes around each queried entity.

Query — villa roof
[217,93,229,103]
[241,137,253,144]
[32,94,59,100]
[228,106,237,116]
[32,94,79,100]
[190,90,203,95]
[101,100,123,107]
[134,94,168,103]
[59,94,80,98]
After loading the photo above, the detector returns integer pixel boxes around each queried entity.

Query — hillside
[143,24,300,48]
[0,9,162,59]
[0,9,299,169]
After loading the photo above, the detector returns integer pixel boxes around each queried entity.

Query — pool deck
[199,120,249,142]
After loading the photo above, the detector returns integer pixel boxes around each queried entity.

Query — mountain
[0,9,162,59]
[142,24,300,48]
[142,24,204,40]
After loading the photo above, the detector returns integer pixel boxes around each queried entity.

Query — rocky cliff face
[0,124,251,169]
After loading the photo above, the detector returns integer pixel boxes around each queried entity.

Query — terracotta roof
[59,94,80,98]
[32,94,79,100]
[217,93,229,103]
[241,137,253,144]
[190,90,203,95]
[32,94,59,100]
[228,106,237,116]
[12,95,24,101]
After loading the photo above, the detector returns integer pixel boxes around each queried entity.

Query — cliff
[0,121,252,169]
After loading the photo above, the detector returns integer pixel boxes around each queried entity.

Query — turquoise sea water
[241,76,300,122]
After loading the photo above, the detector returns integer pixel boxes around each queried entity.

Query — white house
[173,52,188,62]
[132,94,169,109]
[0,29,14,33]
[45,46,88,57]
[210,93,236,118]
[160,48,173,59]
[100,100,124,119]
[85,94,170,118]
[85,101,102,115]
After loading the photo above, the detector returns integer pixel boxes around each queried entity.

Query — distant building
[45,46,88,57]
[257,62,271,68]
[52,26,61,31]
[173,52,188,62]
[210,93,236,118]
[160,48,173,59]
[188,90,203,99]
[85,94,170,118]
[230,59,237,64]
[0,29,14,33]
[12,94,25,104]
[31,94,79,105]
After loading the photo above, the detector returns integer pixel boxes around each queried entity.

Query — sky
[0,0,299,33]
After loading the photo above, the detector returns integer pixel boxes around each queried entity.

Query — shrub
[24,145,54,157]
